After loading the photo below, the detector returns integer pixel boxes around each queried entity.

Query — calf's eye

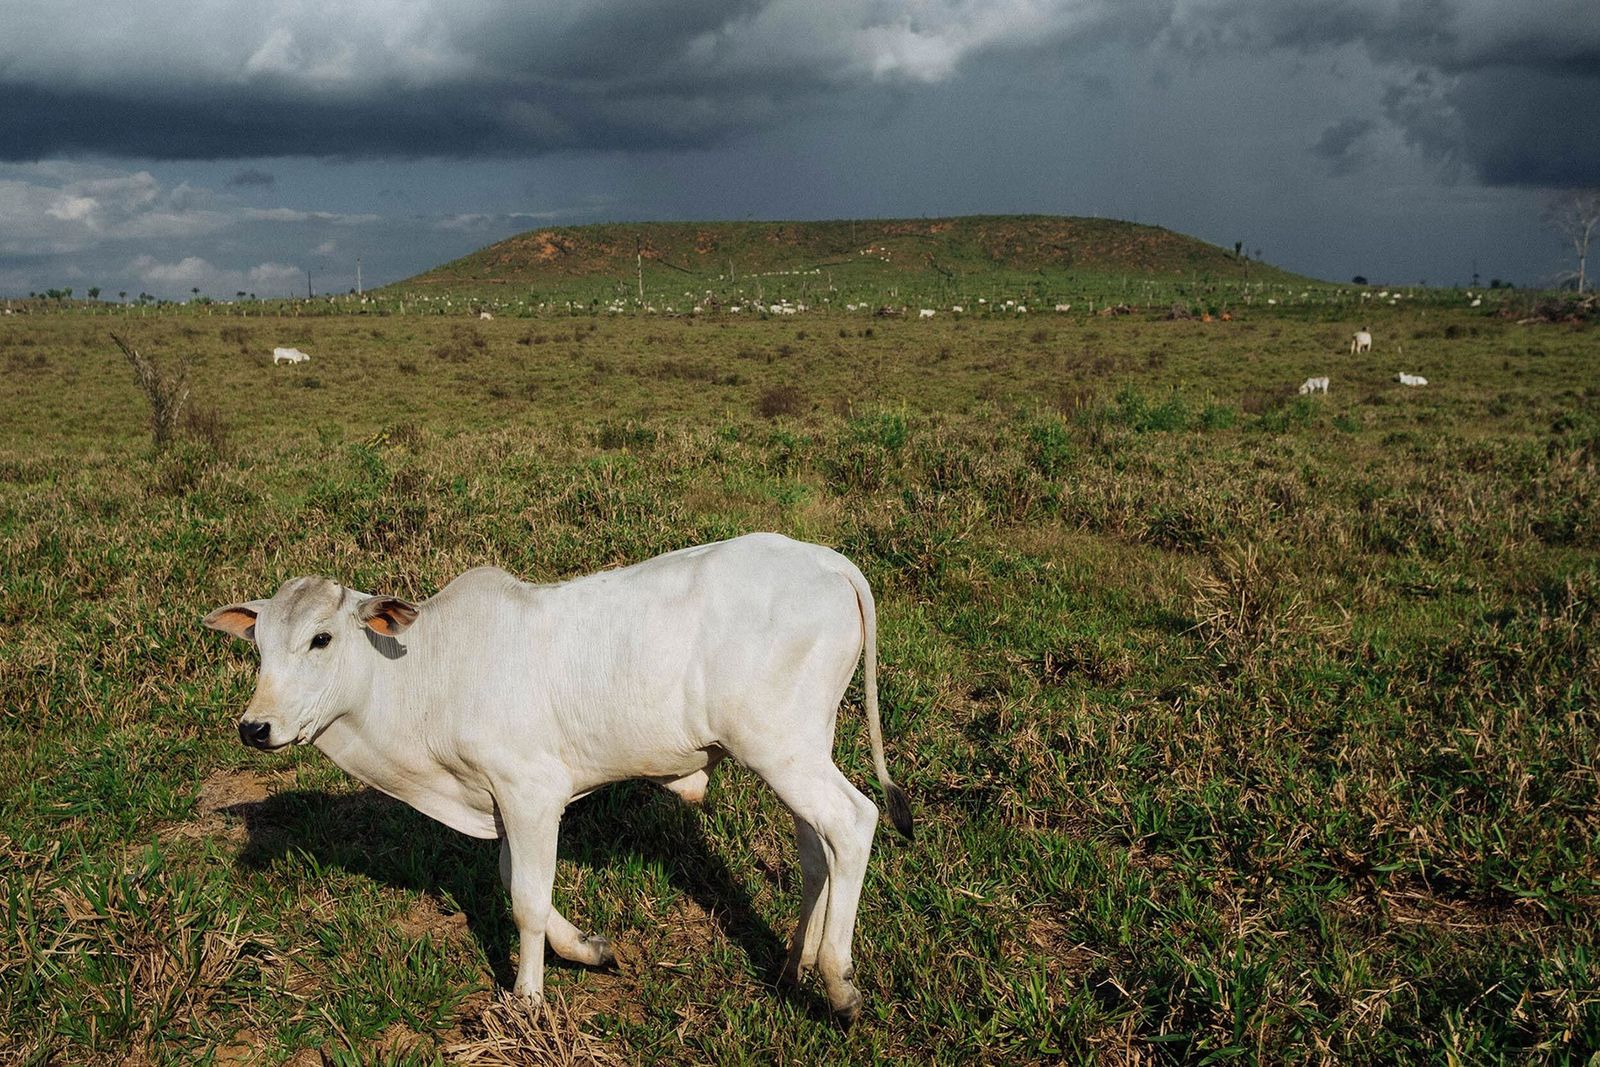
[310,632,332,650]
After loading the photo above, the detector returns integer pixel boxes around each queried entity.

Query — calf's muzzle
[238,720,274,749]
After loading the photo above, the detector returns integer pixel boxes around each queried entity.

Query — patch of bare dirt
[164,767,286,844]
[397,897,473,944]
[375,1021,429,1059]
[212,1029,274,1064]
[649,895,725,967]
[198,768,277,813]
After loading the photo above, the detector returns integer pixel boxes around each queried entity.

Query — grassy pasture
[1,300,1597,1063]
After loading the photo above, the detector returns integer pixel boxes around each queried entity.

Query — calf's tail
[839,560,914,841]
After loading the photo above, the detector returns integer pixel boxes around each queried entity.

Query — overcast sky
[2,0,1594,300]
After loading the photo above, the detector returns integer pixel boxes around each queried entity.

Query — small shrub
[150,440,212,497]
[758,383,806,419]
[1189,542,1315,662]
[111,333,189,450]
[595,421,657,450]
[5,351,48,371]
[1055,382,1095,413]
[1026,420,1075,477]
[397,360,419,376]
[849,410,909,450]
[1200,403,1237,430]
[1253,396,1315,433]
[1240,384,1291,416]
[371,422,424,450]
[1097,385,1189,432]
[300,376,323,390]
[182,403,231,455]
[432,325,482,362]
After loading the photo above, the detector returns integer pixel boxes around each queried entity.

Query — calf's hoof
[587,935,616,968]
[829,984,863,1026]
[780,958,812,988]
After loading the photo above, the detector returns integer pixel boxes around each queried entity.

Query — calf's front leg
[499,838,614,967]
[495,785,567,1002]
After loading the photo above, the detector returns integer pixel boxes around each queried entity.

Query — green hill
[389,215,1313,306]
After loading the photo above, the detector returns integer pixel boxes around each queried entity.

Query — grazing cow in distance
[479,310,494,321]
[1350,329,1373,354]
[1298,376,1330,395]
[918,308,935,319]
[203,533,913,1025]
[272,347,310,364]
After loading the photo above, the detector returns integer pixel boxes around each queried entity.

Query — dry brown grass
[444,991,623,1066]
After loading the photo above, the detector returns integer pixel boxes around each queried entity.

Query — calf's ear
[358,595,420,637]
[204,600,269,643]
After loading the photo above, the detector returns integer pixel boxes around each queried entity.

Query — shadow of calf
[225,780,822,1013]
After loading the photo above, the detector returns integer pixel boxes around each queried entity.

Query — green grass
[1,296,1596,1063]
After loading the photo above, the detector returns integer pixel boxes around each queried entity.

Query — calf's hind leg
[758,759,879,1024]
[781,817,829,986]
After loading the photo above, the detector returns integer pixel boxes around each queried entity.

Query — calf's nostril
[238,721,272,747]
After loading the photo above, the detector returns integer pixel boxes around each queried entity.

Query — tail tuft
[885,782,914,841]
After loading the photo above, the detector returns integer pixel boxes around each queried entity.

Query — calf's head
[204,577,418,750]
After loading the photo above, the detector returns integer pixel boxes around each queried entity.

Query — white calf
[204,534,912,1024]
[272,347,310,364]
[1350,330,1372,354]
[1395,372,1428,386]
[1298,376,1330,395]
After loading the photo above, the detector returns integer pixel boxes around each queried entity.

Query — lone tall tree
[1545,188,1600,294]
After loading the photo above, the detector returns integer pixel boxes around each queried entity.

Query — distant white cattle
[918,308,935,319]
[1350,330,1372,354]
[1054,303,1071,312]
[204,534,912,1024]
[479,311,494,321]
[1395,372,1428,386]
[272,347,310,364]
[1298,376,1330,395]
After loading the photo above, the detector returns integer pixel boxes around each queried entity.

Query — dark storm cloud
[226,168,276,188]
[0,83,755,161]
[1312,117,1376,176]
[0,1,1592,186]
[0,1,1136,161]
[1182,0,1600,185]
